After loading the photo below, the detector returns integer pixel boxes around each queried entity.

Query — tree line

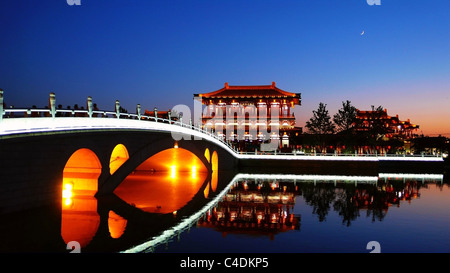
[300,100,404,154]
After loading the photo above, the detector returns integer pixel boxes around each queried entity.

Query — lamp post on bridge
[168,110,171,123]
[115,100,120,119]
[154,107,158,122]
[49,92,56,119]
[87,96,93,118]
[136,104,141,120]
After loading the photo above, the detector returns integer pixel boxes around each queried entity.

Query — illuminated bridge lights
[0,116,443,163]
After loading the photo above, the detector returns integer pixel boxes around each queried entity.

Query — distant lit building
[194,82,301,149]
[354,107,420,154]
[144,109,175,121]
[355,107,419,139]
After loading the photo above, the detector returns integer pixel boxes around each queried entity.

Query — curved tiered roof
[194,82,301,101]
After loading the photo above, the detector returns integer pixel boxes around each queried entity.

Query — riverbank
[238,156,445,176]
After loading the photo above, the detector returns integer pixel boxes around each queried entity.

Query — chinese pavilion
[354,107,420,154]
[194,82,301,149]
[355,107,419,139]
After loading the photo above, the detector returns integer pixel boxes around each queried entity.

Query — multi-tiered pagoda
[194,82,301,150]
[355,107,419,139]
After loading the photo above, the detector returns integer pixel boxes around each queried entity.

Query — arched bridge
[0,91,242,214]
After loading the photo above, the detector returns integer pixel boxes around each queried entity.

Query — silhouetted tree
[305,102,335,152]
[333,187,360,226]
[333,100,358,153]
[301,184,336,222]
[306,103,335,134]
[333,100,357,133]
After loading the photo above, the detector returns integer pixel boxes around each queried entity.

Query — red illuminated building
[355,107,419,139]
[353,107,419,154]
[194,82,301,149]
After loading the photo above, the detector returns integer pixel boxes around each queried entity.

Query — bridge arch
[61,148,101,248]
[97,133,215,195]
[113,147,209,214]
[110,144,129,175]
[62,148,101,200]
[134,147,208,174]
[211,151,218,192]
[211,151,218,172]
[204,148,210,163]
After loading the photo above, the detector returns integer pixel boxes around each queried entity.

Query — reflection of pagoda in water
[353,179,421,209]
[379,177,421,205]
[197,180,301,239]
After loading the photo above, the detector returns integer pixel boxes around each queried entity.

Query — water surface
[1,171,448,253]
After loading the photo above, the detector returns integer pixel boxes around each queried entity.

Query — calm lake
[1,170,449,253]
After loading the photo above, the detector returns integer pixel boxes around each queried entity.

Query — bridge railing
[0,90,444,159]
[237,151,443,159]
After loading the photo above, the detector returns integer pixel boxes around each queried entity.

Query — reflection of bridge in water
[0,166,444,253]
[122,173,444,253]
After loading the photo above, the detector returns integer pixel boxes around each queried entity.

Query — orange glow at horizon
[303,81,450,138]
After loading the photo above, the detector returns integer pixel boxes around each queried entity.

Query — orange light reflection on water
[108,211,127,239]
[114,171,208,214]
[60,147,212,247]
[114,147,209,214]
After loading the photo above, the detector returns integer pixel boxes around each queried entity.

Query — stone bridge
[0,115,238,215]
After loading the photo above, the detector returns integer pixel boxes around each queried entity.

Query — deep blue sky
[1,0,449,135]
